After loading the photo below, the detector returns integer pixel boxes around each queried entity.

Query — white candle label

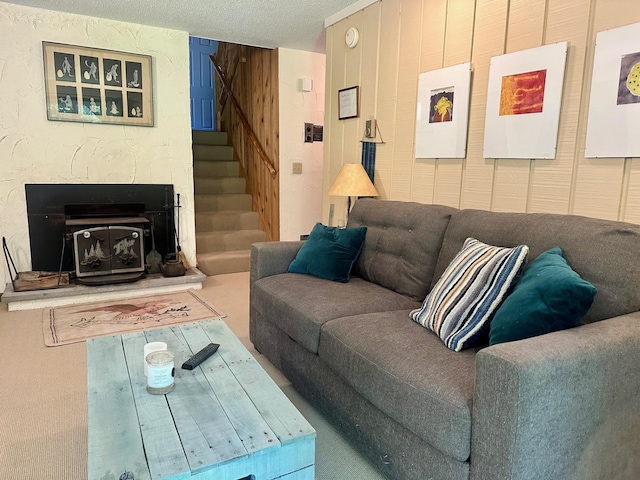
[147,363,174,388]
[145,351,175,391]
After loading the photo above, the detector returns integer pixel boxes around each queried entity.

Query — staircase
[192,130,267,276]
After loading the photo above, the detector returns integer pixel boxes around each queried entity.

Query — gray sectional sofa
[249,198,640,480]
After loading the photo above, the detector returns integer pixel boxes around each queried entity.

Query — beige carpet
[0,272,384,480]
[0,273,281,480]
[43,289,224,346]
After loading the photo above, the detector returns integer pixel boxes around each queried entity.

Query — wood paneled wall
[217,44,280,241]
[323,0,640,225]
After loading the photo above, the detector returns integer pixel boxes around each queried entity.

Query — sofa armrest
[250,241,303,285]
[471,313,640,480]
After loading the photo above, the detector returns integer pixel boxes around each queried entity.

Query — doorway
[189,37,218,131]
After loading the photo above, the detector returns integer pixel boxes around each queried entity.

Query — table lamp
[327,163,379,226]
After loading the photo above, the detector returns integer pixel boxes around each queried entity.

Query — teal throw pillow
[288,223,367,282]
[489,247,597,345]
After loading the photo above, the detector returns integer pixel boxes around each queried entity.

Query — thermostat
[365,119,376,138]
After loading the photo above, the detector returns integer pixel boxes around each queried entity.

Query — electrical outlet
[292,162,303,174]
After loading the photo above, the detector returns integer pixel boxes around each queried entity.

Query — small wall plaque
[338,85,359,120]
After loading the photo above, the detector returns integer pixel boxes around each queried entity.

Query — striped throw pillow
[410,238,529,352]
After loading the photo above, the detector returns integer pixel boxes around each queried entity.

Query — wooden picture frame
[338,86,359,120]
[42,41,153,127]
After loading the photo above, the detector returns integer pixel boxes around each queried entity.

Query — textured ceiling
[2,0,359,53]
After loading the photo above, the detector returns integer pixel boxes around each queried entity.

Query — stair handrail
[217,54,240,116]
[210,54,277,177]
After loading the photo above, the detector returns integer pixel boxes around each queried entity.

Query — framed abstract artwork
[585,21,640,158]
[415,62,472,158]
[483,42,568,159]
[42,42,153,127]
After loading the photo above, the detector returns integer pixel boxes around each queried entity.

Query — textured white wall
[278,48,326,240]
[0,4,195,292]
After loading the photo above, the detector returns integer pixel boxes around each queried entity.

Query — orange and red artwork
[499,69,547,116]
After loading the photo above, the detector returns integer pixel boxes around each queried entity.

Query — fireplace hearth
[1,268,206,311]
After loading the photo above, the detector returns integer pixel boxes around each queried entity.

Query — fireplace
[25,184,175,284]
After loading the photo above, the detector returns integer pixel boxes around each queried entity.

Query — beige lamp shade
[327,163,379,197]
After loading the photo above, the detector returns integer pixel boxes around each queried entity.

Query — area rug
[43,290,225,347]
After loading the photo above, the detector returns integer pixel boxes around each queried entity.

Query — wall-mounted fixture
[365,118,376,138]
[305,122,313,142]
[300,77,314,92]
[345,27,359,48]
[360,117,385,144]
[304,123,324,142]
[313,125,323,142]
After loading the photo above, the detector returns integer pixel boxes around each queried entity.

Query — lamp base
[344,196,352,226]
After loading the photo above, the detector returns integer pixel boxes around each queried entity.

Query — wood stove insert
[25,184,175,278]
[65,203,150,285]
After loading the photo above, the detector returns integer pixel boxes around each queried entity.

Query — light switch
[292,163,303,174]
[301,78,314,92]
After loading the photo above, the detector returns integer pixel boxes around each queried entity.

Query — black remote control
[181,343,220,370]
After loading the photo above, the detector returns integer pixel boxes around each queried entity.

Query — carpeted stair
[192,130,267,275]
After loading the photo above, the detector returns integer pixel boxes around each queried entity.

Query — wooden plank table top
[87,319,315,480]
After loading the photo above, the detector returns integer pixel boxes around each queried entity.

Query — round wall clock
[345,27,359,48]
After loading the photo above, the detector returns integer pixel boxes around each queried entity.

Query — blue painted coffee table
[86,319,315,480]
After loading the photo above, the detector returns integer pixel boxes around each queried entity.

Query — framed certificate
[338,85,359,120]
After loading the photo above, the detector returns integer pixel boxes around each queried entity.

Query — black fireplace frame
[25,184,175,273]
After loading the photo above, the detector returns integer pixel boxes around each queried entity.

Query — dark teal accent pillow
[489,247,597,345]
[288,223,367,282]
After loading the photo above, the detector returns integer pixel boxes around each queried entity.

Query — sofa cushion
[252,273,421,354]
[433,209,640,323]
[410,238,529,351]
[287,223,367,282]
[318,310,477,461]
[347,199,457,301]
[489,247,597,345]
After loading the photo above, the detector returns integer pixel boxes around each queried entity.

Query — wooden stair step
[194,177,246,194]
[195,211,260,232]
[192,130,228,145]
[194,193,253,212]
[194,161,239,178]
[192,145,234,161]
[196,229,267,253]
[196,250,251,276]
